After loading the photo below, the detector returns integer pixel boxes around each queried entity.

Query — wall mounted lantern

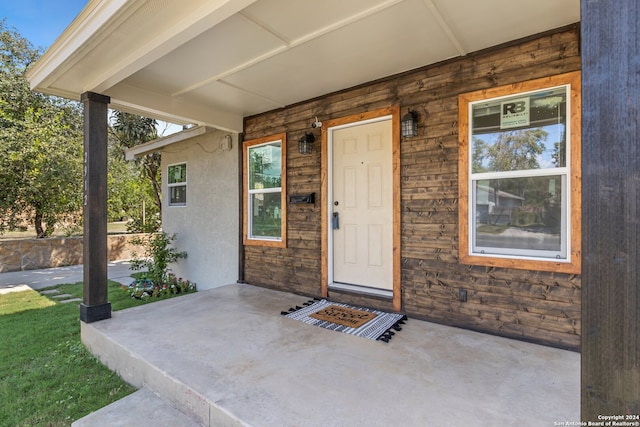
[401,110,418,138]
[298,132,315,155]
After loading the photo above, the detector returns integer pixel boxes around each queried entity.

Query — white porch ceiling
[28,0,580,132]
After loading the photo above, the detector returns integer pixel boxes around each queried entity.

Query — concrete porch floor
[77,283,579,426]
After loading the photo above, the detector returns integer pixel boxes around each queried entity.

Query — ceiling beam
[107,83,244,132]
[423,0,466,56]
[125,125,213,160]
[217,79,286,109]
[171,0,407,98]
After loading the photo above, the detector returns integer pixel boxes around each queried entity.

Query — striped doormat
[281,299,407,342]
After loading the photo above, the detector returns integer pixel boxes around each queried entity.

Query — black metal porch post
[79,92,111,323]
[581,0,640,419]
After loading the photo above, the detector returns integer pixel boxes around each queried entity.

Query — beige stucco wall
[161,129,239,290]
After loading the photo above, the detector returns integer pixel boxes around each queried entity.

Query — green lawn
[0,280,186,426]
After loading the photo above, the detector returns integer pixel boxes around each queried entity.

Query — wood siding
[243,25,582,350]
[581,0,640,417]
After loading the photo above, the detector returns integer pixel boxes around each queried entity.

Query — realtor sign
[500,97,530,129]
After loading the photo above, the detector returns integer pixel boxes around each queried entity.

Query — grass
[0,279,187,426]
[0,288,56,315]
[476,224,509,234]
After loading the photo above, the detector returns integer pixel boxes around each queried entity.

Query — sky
[1,0,88,50]
[1,0,182,134]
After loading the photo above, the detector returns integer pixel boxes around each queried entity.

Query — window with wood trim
[458,71,581,274]
[243,133,287,247]
[167,163,187,207]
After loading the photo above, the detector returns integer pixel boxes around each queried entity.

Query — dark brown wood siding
[243,25,582,350]
[581,0,640,417]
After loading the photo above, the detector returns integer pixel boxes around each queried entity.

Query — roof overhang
[27,0,580,133]
[124,125,213,160]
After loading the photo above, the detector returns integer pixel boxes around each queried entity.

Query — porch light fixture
[401,110,418,138]
[298,132,315,155]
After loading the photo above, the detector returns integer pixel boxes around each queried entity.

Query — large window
[167,163,187,207]
[458,72,581,274]
[243,133,286,247]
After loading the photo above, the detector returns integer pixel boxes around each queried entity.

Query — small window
[243,133,286,247]
[458,72,581,274]
[168,163,187,206]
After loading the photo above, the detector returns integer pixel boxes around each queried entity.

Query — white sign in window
[470,86,569,261]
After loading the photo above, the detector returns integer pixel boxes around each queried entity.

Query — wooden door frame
[321,106,401,312]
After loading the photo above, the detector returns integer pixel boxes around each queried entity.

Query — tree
[471,138,488,173]
[109,111,162,227]
[107,150,150,217]
[484,129,546,172]
[0,22,83,237]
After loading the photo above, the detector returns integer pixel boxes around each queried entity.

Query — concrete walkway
[0,260,138,293]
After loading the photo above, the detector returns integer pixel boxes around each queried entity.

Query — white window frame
[167,162,187,207]
[469,86,570,261]
[243,133,287,248]
[458,72,581,274]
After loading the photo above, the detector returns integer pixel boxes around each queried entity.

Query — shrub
[129,232,187,287]
[123,273,196,300]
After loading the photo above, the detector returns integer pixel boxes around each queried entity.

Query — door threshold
[328,282,393,299]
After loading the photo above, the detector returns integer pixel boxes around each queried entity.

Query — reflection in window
[244,135,286,246]
[473,176,565,257]
[470,86,569,260]
[250,192,282,238]
[168,163,187,206]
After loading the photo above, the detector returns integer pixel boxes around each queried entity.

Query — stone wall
[0,234,145,273]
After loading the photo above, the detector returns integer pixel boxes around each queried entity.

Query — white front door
[330,119,393,291]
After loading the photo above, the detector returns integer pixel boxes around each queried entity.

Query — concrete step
[81,319,246,427]
[40,291,81,304]
[59,298,82,304]
[72,388,203,427]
